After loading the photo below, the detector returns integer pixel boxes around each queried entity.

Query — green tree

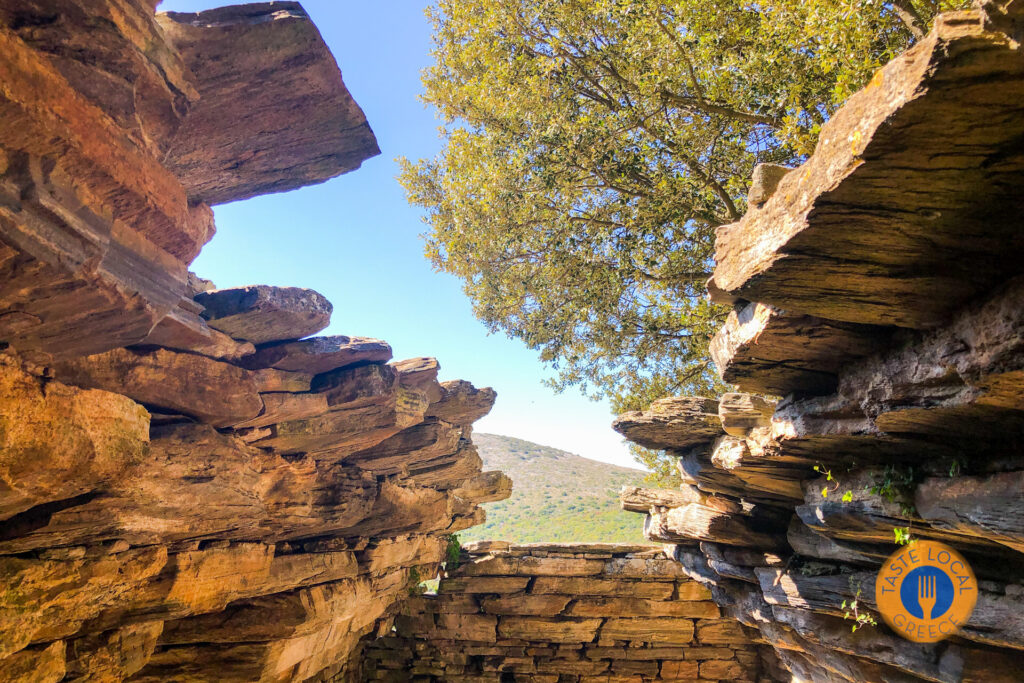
[401,0,965,479]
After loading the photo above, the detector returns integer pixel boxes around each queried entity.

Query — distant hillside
[460,433,649,544]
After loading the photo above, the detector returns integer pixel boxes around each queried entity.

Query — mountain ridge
[459,433,649,544]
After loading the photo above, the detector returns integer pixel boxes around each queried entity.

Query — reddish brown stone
[158,2,380,205]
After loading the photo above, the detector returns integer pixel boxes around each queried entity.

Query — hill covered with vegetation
[460,433,649,544]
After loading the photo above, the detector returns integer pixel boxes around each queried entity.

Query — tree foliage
[401,0,967,477]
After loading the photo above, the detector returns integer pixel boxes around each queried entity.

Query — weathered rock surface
[0,356,149,520]
[239,335,392,374]
[1,332,503,679]
[619,486,705,513]
[711,10,1024,330]
[48,347,264,428]
[360,544,769,681]
[616,8,1024,680]
[711,302,890,397]
[612,396,721,451]
[194,285,333,344]
[158,2,380,205]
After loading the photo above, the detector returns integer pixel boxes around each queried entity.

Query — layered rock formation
[0,0,378,363]
[8,0,1024,681]
[616,6,1024,682]
[0,2,507,681]
[360,542,776,682]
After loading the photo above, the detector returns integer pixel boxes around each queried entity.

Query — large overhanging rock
[157,2,380,205]
[0,74,208,361]
[238,335,392,374]
[612,396,721,451]
[48,347,265,428]
[194,285,332,345]
[0,1,220,361]
[0,0,390,364]
[0,10,209,262]
[643,499,789,549]
[711,10,1024,330]
[0,0,198,158]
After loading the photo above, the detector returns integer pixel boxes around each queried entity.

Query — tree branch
[888,0,927,40]
[659,90,781,127]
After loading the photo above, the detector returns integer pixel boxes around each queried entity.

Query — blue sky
[159,0,640,469]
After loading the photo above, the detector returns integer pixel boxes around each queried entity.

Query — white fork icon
[918,574,937,620]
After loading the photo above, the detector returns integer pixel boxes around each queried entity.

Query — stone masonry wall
[360,542,777,682]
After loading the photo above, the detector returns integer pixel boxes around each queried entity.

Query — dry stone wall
[0,2,509,681]
[360,542,776,682]
[615,5,1024,682]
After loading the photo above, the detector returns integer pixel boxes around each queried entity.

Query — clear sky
[159,0,640,470]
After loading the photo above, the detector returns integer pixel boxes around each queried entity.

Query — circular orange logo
[875,540,977,643]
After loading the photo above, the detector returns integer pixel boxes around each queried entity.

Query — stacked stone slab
[616,5,1024,682]
[0,2,508,681]
[360,542,776,682]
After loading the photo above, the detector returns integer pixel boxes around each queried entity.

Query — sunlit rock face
[616,6,1024,682]
[158,2,381,206]
[0,2,507,681]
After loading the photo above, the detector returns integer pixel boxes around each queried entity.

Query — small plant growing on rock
[443,534,462,574]
[869,464,918,516]
[796,560,839,577]
[949,457,965,478]
[814,464,852,501]
[406,566,427,596]
[841,588,878,633]
[893,527,915,546]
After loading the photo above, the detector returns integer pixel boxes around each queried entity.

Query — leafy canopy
[401,0,965,479]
